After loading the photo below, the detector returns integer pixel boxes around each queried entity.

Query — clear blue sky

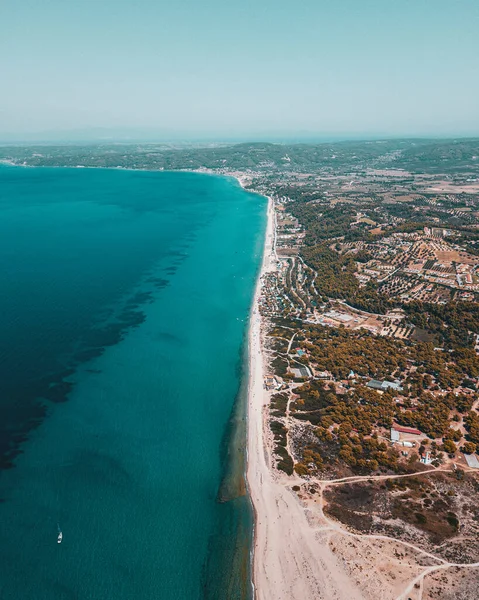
[1,0,478,140]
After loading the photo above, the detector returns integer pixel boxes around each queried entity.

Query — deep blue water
[0,166,266,599]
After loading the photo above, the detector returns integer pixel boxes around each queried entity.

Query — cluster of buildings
[346,230,479,302]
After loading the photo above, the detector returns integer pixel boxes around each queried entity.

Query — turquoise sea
[0,166,266,599]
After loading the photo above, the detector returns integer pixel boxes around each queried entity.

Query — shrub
[415,513,427,524]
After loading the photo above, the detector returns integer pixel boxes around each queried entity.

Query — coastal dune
[247,198,365,600]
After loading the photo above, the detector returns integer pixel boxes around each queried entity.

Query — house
[316,370,332,379]
[264,376,277,390]
[420,451,433,465]
[390,429,400,443]
[392,425,422,436]
[367,379,403,392]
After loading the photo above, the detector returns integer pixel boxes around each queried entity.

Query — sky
[0,0,478,141]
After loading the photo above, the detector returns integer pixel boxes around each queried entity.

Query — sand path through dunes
[246,198,365,600]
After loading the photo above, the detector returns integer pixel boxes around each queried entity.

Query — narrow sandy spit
[246,197,365,600]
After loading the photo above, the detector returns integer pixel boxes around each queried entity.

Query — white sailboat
[57,524,63,544]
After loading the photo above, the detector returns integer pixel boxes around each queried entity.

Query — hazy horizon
[1,129,479,147]
[1,0,478,140]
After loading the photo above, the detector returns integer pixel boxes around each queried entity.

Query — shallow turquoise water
[0,166,266,599]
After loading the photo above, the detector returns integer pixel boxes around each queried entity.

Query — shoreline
[245,193,365,600]
[0,167,262,600]
[245,193,272,599]
[233,171,269,600]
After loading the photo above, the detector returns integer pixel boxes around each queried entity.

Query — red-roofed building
[393,425,422,436]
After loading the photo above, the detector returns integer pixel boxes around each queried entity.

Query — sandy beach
[246,198,365,600]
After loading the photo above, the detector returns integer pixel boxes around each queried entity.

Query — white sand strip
[246,197,365,600]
